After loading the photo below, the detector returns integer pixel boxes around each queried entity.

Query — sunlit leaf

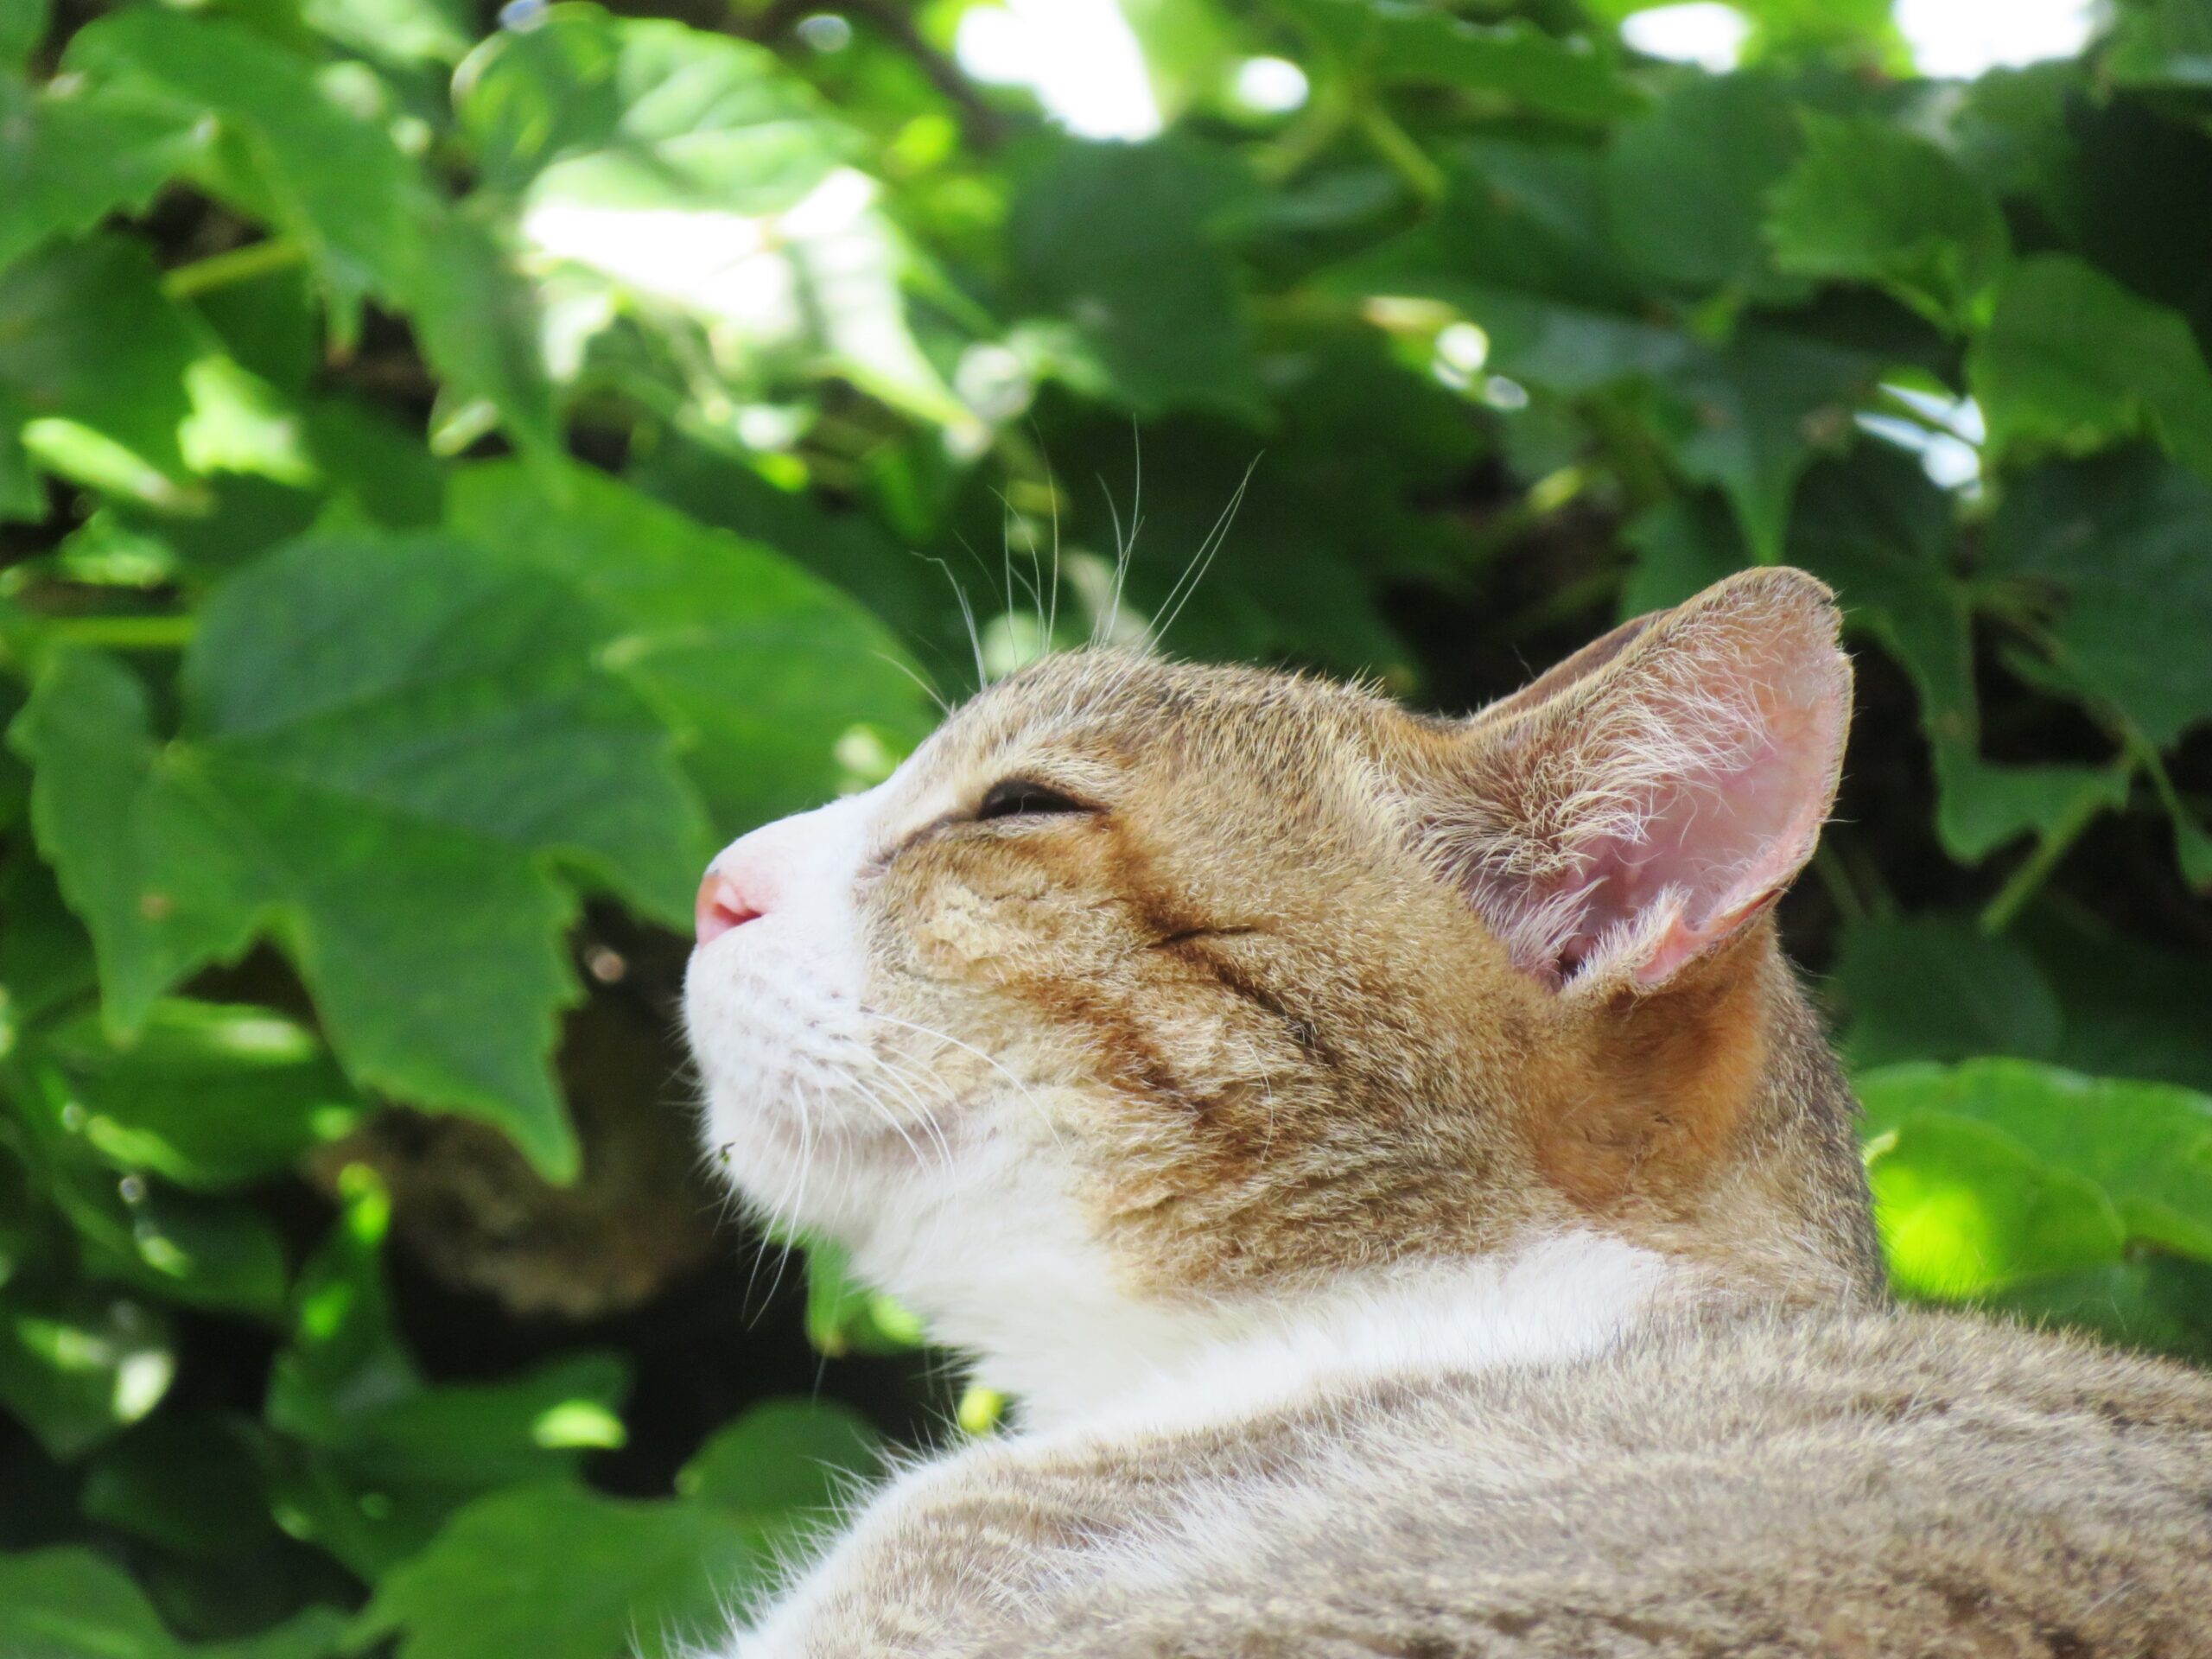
[12,524,715,1176]
[0,1286,174,1459]
[350,1484,772,1659]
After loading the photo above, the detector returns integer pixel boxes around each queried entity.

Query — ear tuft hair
[1431,569,1851,991]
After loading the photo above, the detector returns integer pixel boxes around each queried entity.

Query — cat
[683,568,2212,1657]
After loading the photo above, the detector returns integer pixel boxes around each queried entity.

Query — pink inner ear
[1541,620,1846,988]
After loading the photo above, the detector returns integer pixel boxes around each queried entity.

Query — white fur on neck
[1019,1230,1682,1439]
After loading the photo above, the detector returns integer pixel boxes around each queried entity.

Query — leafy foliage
[1,0,2209,1654]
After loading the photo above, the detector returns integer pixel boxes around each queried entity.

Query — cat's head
[683,569,1880,1408]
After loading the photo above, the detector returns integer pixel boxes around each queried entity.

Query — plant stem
[1978,761,2132,935]
[42,614,197,650]
[1355,99,1446,206]
[162,238,308,302]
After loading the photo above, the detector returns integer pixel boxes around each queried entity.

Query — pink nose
[696,869,764,944]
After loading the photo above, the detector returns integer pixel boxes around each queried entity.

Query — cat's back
[1013,1309,2212,1658]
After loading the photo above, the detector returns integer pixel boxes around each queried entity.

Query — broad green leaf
[457,3,962,432]
[0,237,207,511]
[200,1609,349,1659]
[65,11,423,308]
[2106,0,2212,89]
[0,849,97,1023]
[1829,913,2062,1068]
[1766,113,2010,327]
[301,0,471,67]
[2,0,51,66]
[458,3,839,201]
[1983,1257,2212,1363]
[1272,0,1642,124]
[1862,1110,2125,1299]
[0,1287,174,1459]
[1602,73,1807,299]
[12,529,713,1176]
[1009,138,1266,423]
[259,1168,630,1575]
[65,10,554,460]
[0,1546,181,1659]
[626,436,960,645]
[1788,442,2131,861]
[295,1352,628,1486]
[1861,1059,2212,1262]
[81,1413,284,1561]
[350,1484,772,1659]
[35,1001,360,1192]
[1984,449,2212,747]
[7,1062,289,1318]
[679,1398,880,1521]
[1967,253,2212,481]
[1619,494,1742,615]
[2023,912,2212,1096]
[448,461,928,836]
[0,77,206,271]
[1334,142,1684,393]
[1658,326,1880,563]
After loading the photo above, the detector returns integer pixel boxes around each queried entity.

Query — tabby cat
[683,569,2212,1657]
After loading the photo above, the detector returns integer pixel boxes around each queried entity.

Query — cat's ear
[1427,569,1851,992]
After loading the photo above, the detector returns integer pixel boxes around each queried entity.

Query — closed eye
[976,779,1091,821]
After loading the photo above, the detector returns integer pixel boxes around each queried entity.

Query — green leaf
[200,1608,348,1659]
[457,3,961,432]
[65,10,554,461]
[36,1001,361,1191]
[1766,112,2011,327]
[1009,138,1267,423]
[448,461,928,836]
[1658,325,1880,563]
[0,76,206,271]
[0,1546,182,1659]
[1788,442,2130,862]
[1829,913,2062,1068]
[1985,448,2212,747]
[798,1236,925,1357]
[295,1352,628,1487]
[1864,1109,2126,1299]
[301,0,471,67]
[0,849,98,1023]
[350,1484,772,1659]
[1603,73,1807,298]
[81,1413,285,1561]
[7,1066,290,1318]
[1861,1059,2212,1263]
[2106,0,2212,89]
[1967,252,2212,481]
[2023,912,2212,1095]
[458,3,841,203]
[677,1398,880,1521]
[1272,0,1642,124]
[1982,1257,2212,1363]
[1335,140,1688,391]
[12,527,713,1177]
[0,1287,174,1459]
[1,0,50,66]
[0,236,209,511]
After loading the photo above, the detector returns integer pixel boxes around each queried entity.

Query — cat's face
[683,569,1853,1371]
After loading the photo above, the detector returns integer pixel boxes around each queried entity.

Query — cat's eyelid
[976,777,1095,822]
